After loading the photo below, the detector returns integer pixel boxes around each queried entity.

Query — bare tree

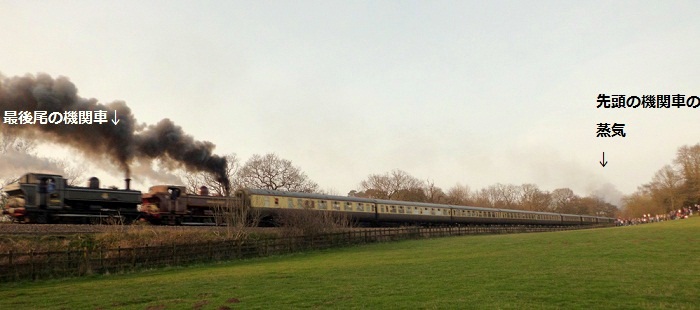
[211,197,261,240]
[424,179,446,203]
[358,169,425,201]
[550,188,578,213]
[622,191,656,218]
[55,160,87,186]
[519,183,551,212]
[238,153,318,192]
[623,143,700,218]
[445,183,473,205]
[674,144,700,206]
[182,153,241,196]
[641,165,684,213]
[475,185,506,208]
[493,183,521,209]
[473,188,494,208]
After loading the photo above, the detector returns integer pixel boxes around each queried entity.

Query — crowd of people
[616,206,696,226]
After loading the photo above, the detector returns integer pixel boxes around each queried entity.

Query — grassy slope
[2,218,698,309]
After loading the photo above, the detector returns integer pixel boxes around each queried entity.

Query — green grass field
[2,218,698,309]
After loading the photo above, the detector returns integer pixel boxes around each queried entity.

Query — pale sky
[2,1,700,205]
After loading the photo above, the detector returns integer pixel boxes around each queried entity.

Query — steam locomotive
[1,173,616,226]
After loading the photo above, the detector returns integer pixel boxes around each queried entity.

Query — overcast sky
[2,1,699,205]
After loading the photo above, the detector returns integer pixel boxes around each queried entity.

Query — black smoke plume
[0,73,230,190]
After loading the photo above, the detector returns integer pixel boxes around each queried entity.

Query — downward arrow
[111,110,120,125]
[600,152,608,167]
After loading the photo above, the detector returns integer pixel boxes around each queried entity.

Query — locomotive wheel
[34,212,49,224]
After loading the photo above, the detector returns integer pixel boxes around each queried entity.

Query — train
[1,172,617,226]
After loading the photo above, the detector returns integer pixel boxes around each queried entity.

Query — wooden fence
[0,224,608,282]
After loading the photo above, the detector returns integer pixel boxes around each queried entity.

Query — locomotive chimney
[88,177,100,189]
[199,186,209,196]
[125,178,131,190]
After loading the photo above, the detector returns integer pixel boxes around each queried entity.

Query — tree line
[349,169,617,217]
[622,144,700,218]
[185,153,618,217]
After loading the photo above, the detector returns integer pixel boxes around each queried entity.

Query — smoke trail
[0,73,230,190]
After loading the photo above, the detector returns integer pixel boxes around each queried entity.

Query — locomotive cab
[142,185,188,215]
[141,185,237,225]
[2,173,66,222]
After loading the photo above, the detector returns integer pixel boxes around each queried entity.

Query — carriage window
[357,203,364,212]
[274,198,279,205]
[345,202,352,211]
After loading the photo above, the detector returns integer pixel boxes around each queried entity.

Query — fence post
[82,248,87,276]
[9,251,16,281]
[30,249,35,280]
[264,238,269,256]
